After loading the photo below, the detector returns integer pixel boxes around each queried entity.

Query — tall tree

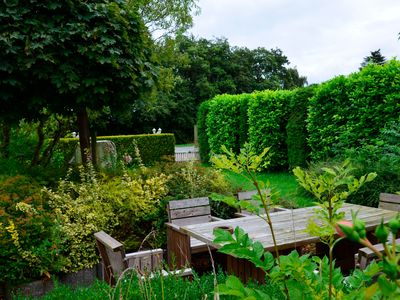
[360,49,386,69]
[100,35,307,142]
[1,0,153,163]
[133,0,200,38]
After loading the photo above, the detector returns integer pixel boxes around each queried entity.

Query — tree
[133,0,200,38]
[360,49,386,69]
[1,0,153,163]
[99,35,307,143]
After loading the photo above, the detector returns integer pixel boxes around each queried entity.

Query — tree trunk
[1,123,11,159]
[41,117,68,166]
[31,119,45,166]
[90,130,97,168]
[77,108,91,164]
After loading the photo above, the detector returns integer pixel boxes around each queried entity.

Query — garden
[1,1,400,299]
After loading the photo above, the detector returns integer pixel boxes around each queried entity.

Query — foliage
[109,35,306,143]
[134,0,200,38]
[0,0,154,162]
[346,120,400,207]
[211,143,282,262]
[360,49,386,69]
[197,100,212,162]
[338,213,400,298]
[293,160,376,299]
[0,176,64,284]
[307,60,400,160]
[286,86,315,169]
[248,90,293,170]
[206,94,251,155]
[43,165,116,272]
[103,168,170,250]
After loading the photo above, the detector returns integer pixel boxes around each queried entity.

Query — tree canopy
[1,0,154,161]
[360,49,386,69]
[101,35,307,142]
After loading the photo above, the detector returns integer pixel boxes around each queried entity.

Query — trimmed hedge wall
[197,59,400,176]
[308,60,400,160]
[248,90,293,169]
[197,101,211,163]
[286,86,316,169]
[55,134,175,166]
[206,94,251,155]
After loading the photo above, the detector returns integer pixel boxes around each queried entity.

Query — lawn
[222,170,315,208]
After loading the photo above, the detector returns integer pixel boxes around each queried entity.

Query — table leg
[167,226,191,269]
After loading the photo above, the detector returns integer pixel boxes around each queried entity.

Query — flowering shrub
[0,176,64,284]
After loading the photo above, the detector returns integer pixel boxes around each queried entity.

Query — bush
[346,121,400,207]
[197,100,211,163]
[286,86,315,169]
[0,176,63,284]
[43,165,116,273]
[206,94,250,155]
[54,134,175,168]
[248,90,293,170]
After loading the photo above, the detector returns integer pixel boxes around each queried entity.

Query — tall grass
[223,170,315,208]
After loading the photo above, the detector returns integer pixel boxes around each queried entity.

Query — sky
[189,0,400,84]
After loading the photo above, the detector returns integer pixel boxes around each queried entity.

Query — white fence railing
[175,151,200,162]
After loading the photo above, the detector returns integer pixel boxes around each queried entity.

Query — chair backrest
[94,231,128,285]
[378,193,400,211]
[167,197,212,226]
[126,249,163,275]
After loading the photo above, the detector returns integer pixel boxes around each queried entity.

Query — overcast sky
[189,0,400,84]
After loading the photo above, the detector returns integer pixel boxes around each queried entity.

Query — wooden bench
[356,238,400,270]
[235,190,289,217]
[378,193,400,211]
[166,197,222,267]
[356,193,400,269]
[94,231,191,285]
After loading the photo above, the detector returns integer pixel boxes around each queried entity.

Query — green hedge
[248,90,293,169]
[54,134,175,166]
[286,86,316,169]
[206,94,250,155]
[307,60,400,160]
[197,101,211,163]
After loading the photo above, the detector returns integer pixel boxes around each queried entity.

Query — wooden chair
[356,193,400,269]
[235,190,288,217]
[378,193,400,211]
[166,197,222,267]
[94,231,191,285]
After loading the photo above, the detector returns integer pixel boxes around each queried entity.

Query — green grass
[175,143,195,147]
[222,170,315,208]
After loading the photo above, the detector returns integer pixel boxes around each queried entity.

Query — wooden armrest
[125,249,163,260]
[357,238,400,269]
[165,222,181,231]
[211,216,223,221]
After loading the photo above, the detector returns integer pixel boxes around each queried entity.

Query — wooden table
[168,203,397,281]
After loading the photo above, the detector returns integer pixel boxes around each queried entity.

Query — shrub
[197,100,211,163]
[248,90,293,170]
[103,168,170,251]
[346,121,400,207]
[0,176,63,284]
[308,60,400,160]
[43,165,116,272]
[206,94,250,155]
[54,133,175,168]
[286,86,316,169]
